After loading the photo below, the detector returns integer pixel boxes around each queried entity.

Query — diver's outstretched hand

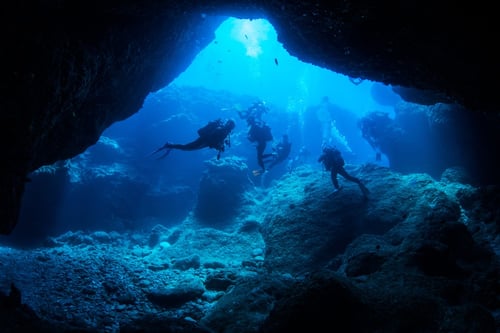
[150,143,172,159]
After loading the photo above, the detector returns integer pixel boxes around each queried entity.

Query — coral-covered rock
[195,156,252,225]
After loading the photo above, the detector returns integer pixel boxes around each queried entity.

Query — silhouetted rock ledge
[0,164,498,332]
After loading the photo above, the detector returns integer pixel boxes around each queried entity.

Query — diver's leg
[262,154,275,170]
[267,160,277,170]
[257,142,267,171]
[338,167,360,184]
[338,167,369,196]
[330,170,340,189]
[168,138,207,151]
[258,154,265,170]
[358,182,370,197]
[262,153,274,160]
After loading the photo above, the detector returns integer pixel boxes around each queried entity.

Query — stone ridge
[1,164,498,331]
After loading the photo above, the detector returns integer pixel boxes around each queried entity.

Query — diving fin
[359,183,370,197]
[328,186,343,197]
[150,146,172,159]
[150,146,164,156]
[156,148,172,159]
[150,142,173,159]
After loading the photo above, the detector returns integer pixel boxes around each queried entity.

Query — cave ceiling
[1,0,497,234]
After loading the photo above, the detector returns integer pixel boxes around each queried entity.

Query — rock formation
[1,1,497,235]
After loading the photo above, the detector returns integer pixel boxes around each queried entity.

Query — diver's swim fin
[156,149,172,159]
[150,145,172,159]
[359,183,370,197]
[150,146,164,156]
[327,186,343,197]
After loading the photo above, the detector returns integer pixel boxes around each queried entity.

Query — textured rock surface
[359,102,500,184]
[195,157,252,224]
[1,2,497,233]
[1,165,498,332]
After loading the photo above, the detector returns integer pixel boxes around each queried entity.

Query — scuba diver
[152,118,235,160]
[318,145,369,197]
[246,116,273,175]
[263,134,292,171]
[237,100,269,123]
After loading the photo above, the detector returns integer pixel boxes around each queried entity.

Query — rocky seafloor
[1,164,499,332]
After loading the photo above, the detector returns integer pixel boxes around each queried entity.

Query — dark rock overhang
[1,0,497,234]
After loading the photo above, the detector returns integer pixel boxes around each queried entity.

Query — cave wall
[359,102,500,185]
[2,1,224,233]
[1,0,497,234]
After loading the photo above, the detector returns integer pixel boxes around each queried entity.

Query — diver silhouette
[152,118,235,160]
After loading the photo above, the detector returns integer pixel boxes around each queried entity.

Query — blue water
[173,18,397,116]
[6,17,400,246]
[107,17,398,170]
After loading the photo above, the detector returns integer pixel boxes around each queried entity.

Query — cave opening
[1,7,498,331]
[170,17,397,116]
[103,16,398,170]
[4,16,401,247]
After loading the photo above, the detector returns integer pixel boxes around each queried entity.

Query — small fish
[274,58,279,66]
[244,34,248,39]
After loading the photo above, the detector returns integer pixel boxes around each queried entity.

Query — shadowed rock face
[1,1,497,234]
[358,102,500,185]
[0,163,498,331]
